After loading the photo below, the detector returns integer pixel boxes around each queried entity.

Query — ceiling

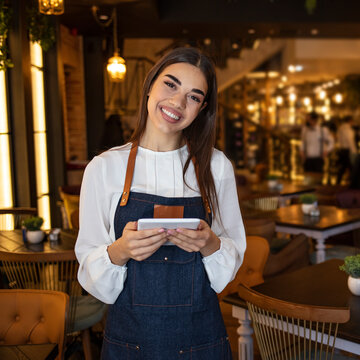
[60,0,360,39]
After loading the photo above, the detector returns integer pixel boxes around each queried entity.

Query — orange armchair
[0,289,69,360]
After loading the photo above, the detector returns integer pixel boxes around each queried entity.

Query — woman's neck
[139,133,185,152]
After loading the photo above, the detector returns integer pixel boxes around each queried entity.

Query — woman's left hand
[166,219,220,257]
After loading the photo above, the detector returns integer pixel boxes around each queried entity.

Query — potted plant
[22,216,45,244]
[339,254,360,296]
[266,174,279,189]
[299,193,318,215]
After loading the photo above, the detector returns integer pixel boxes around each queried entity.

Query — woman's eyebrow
[165,74,205,97]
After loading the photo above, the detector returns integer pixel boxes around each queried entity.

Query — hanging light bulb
[107,8,126,82]
[38,0,64,15]
[107,52,126,82]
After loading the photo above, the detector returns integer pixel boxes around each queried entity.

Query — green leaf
[305,0,317,15]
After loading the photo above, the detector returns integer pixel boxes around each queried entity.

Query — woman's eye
[190,95,201,103]
[164,81,175,89]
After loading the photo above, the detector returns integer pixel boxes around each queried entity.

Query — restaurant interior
[1,0,360,359]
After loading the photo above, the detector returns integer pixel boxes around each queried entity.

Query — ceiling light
[334,93,343,104]
[38,0,64,15]
[289,93,297,102]
[276,96,283,106]
[288,65,296,73]
[107,8,126,82]
[303,97,311,107]
[318,90,327,100]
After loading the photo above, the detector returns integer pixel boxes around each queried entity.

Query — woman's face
[146,62,208,141]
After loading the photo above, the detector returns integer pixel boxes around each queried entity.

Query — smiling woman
[75,47,246,360]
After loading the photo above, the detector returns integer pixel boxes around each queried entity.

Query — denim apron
[101,142,231,360]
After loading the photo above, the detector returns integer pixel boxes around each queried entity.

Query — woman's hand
[166,219,220,257]
[107,221,168,266]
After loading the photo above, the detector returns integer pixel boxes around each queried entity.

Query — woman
[75,47,246,359]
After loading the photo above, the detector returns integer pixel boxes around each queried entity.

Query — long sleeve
[202,152,246,293]
[75,156,128,304]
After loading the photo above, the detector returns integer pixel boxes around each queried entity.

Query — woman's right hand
[107,221,168,266]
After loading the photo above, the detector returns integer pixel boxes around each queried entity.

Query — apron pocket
[178,337,231,360]
[101,335,141,360]
[132,251,195,307]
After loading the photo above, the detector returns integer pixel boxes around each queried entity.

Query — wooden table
[0,343,58,360]
[224,259,360,360]
[0,229,78,289]
[250,181,315,207]
[274,204,360,263]
[0,229,77,253]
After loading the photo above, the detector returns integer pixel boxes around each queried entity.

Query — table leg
[315,238,326,263]
[232,305,254,360]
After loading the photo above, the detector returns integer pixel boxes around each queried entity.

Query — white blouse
[75,143,246,304]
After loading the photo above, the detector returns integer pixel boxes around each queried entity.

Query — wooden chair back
[0,207,37,230]
[238,284,350,360]
[0,250,81,334]
[240,194,279,216]
[0,289,69,360]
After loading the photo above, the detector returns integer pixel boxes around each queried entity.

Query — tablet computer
[137,218,200,231]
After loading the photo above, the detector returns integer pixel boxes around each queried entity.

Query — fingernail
[176,228,182,233]
[167,229,174,235]
[158,228,165,233]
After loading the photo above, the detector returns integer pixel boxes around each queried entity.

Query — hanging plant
[305,0,317,15]
[343,74,360,109]
[0,0,13,71]
[27,4,56,51]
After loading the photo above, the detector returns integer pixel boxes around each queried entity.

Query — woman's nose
[169,92,186,109]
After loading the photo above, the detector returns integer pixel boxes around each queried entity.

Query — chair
[0,289,69,360]
[219,236,270,356]
[0,249,107,360]
[244,218,310,278]
[219,235,270,300]
[0,207,37,230]
[58,186,80,229]
[238,283,350,360]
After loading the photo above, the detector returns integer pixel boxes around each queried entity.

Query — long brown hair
[130,47,219,217]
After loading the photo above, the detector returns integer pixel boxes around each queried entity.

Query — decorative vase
[267,180,277,189]
[301,202,317,215]
[26,230,45,244]
[348,276,360,296]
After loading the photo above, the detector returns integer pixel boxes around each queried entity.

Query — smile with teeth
[161,107,180,120]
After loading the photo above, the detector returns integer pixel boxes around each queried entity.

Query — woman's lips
[160,106,182,123]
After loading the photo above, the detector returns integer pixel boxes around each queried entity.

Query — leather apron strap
[120,140,211,214]
[120,142,138,206]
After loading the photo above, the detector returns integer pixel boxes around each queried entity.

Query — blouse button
[179,350,184,354]
[135,345,140,350]
[164,257,168,261]
[15,315,20,321]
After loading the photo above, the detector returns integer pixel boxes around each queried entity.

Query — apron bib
[101,142,231,360]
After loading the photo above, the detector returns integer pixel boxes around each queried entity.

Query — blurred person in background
[336,115,357,185]
[300,112,334,180]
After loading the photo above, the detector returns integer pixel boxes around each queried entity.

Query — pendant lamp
[38,0,64,15]
[107,8,126,82]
